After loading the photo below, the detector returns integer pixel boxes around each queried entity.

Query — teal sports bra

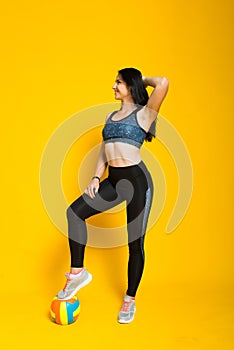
[102,107,148,148]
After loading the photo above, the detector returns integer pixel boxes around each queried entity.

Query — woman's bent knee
[66,206,75,220]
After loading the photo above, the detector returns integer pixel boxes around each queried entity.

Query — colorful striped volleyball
[50,296,80,325]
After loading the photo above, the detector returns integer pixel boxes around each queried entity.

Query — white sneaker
[118,295,136,324]
[56,268,92,300]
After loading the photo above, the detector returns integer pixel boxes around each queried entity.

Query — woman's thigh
[126,172,153,243]
[69,178,124,220]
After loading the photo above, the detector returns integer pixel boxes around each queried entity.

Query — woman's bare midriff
[104,142,142,167]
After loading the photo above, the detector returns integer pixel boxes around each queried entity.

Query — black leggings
[67,161,153,297]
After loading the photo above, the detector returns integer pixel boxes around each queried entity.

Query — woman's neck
[120,101,137,112]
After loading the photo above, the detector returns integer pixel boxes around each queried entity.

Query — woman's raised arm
[142,76,169,113]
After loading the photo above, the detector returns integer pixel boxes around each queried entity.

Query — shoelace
[63,275,71,291]
[121,301,132,313]
[62,270,84,292]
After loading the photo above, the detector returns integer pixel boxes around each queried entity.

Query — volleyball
[50,296,80,325]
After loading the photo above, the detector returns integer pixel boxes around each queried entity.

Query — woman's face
[112,74,133,101]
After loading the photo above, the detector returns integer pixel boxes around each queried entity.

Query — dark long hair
[118,67,156,142]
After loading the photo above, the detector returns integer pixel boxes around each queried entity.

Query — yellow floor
[1,278,233,350]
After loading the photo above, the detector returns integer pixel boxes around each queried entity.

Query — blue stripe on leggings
[140,187,152,262]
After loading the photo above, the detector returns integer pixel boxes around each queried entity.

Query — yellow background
[1,0,233,349]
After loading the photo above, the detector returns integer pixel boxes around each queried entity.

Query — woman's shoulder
[105,110,117,122]
[105,112,112,121]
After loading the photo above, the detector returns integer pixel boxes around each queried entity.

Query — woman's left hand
[84,178,100,199]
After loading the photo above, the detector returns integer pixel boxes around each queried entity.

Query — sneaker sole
[57,273,92,300]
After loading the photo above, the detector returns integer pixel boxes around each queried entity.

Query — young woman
[56,68,169,323]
